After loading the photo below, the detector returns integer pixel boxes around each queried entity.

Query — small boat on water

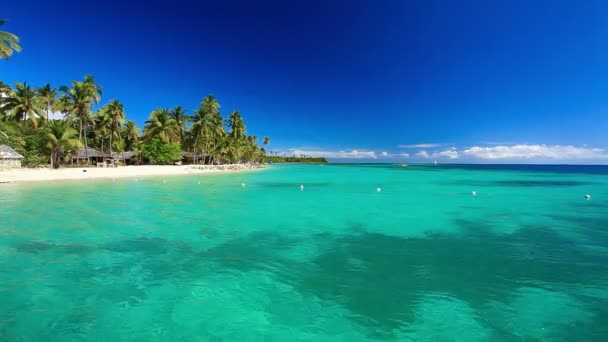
[400,163,407,167]
[434,160,438,166]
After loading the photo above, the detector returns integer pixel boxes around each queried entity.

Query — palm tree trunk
[84,123,89,164]
[109,122,114,157]
[193,135,199,164]
[78,116,83,164]
[50,149,54,169]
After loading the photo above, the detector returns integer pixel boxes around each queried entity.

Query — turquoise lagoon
[1,164,607,340]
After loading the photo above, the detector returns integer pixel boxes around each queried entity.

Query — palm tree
[201,95,220,117]
[36,84,57,122]
[190,96,226,164]
[0,19,21,60]
[55,94,74,120]
[0,113,20,139]
[227,110,246,139]
[189,107,206,164]
[0,81,10,118]
[102,99,125,156]
[45,119,80,169]
[83,75,103,97]
[263,136,270,146]
[0,80,11,95]
[1,82,46,127]
[60,77,102,162]
[122,120,139,151]
[169,106,188,143]
[227,110,246,162]
[144,108,179,143]
[93,109,111,152]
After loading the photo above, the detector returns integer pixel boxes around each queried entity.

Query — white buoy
[241,183,246,188]
[197,181,201,184]
[585,194,591,200]
[377,187,382,192]
[472,191,477,196]
[300,185,304,191]
[163,180,166,183]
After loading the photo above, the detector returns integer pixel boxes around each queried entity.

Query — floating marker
[472,191,477,196]
[377,187,382,192]
[198,181,201,184]
[585,194,591,200]
[163,180,166,183]
[300,185,304,191]
[241,183,246,187]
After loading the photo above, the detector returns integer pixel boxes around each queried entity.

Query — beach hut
[111,151,137,165]
[0,144,25,169]
[73,147,108,165]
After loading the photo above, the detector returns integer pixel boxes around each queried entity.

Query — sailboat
[434,160,437,166]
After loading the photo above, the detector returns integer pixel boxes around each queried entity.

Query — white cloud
[416,148,459,160]
[416,150,430,158]
[288,148,377,159]
[434,148,459,159]
[463,144,608,161]
[48,111,64,120]
[281,144,608,163]
[399,143,441,149]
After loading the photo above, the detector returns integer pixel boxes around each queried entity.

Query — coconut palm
[190,97,226,164]
[144,108,179,143]
[169,106,188,143]
[122,120,139,151]
[55,94,74,120]
[60,77,102,162]
[201,95,220,116]
[0,80,11,95]
[0,114,20,139]
[36,84,57,122]
[102,99,125,156]
[227,110,246,139]
[0,19,21,60]
[93,109,111,152]
[45,119,80,169]
[189,107,206,163]
[263,136,270,146]
[83,75,103,97]
[2,82,46,127]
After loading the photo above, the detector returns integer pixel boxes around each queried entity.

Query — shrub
[141,137,182,165]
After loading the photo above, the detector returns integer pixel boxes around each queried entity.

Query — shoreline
[0,164,266,184]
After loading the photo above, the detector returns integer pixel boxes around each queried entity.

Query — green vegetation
[266,155,328,163]
[0,75,271,167]
[141,137,182,165]
[0,20,272,167]
[0,19,21,60]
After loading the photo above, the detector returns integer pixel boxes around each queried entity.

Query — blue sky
[2,0,608,163]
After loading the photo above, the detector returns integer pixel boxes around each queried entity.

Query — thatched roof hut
[111,151,136,160]
[0,144,24,169]
[74,147,107,159]
[0,144,24,160]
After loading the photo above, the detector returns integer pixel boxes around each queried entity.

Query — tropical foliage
[0,75,270,167]
[0,19,21,60]
[142,137,182,165]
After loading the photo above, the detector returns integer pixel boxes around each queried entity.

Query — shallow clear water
[1,164,608,341]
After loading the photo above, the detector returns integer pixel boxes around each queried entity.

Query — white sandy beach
[0,164,264,183]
